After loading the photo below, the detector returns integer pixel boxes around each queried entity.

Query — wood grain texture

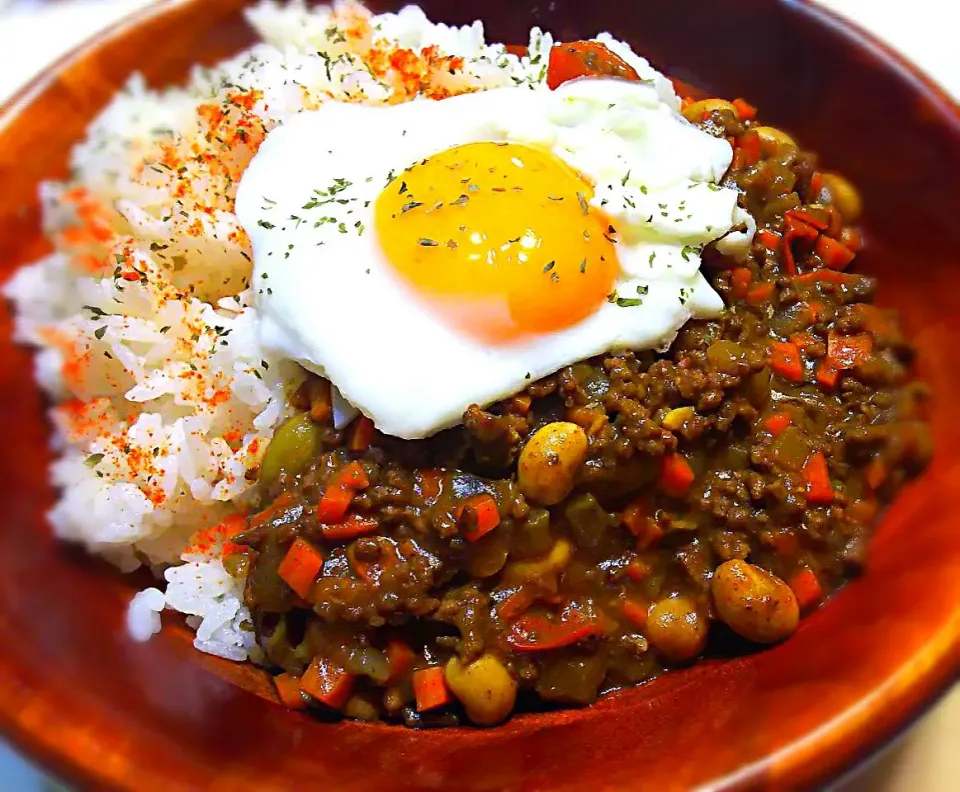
[0,1,958,790]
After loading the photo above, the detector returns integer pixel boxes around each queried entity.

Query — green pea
[259,413,321,484]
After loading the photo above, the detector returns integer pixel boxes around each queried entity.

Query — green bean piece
[259,412,322,484]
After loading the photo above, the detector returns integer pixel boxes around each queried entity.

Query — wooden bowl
[1,1,958,789]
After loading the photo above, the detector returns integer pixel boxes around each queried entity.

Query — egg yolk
[374,142,619,344]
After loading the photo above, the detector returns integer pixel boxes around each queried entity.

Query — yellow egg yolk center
[374,141,619,344]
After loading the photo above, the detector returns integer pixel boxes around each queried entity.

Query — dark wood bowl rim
[0,2,958,790]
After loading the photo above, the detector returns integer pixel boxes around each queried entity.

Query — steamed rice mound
[4,1,563,660]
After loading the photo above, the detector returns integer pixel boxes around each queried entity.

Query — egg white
[236,78,748,439]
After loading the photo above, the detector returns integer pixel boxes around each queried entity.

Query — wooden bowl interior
[0,1,958,790]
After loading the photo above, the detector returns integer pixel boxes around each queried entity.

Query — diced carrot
[815,360,840,389]
[316,485,353,523]
[620,498,649,536]
[789,568,824,612]
[506,608,605,652]
[746,282,775,304]
[736,130,761,167]
[730,267,753,300]
[308,378,333,423]
[756,229,781,251]
[621,499,663,551]
[803,452,834,505]
[546,41,640,90]
[768,529,800,558]
[385,639,416,684]
[250,491,296,530]
[412,666,451,712]
[658,453,695,497]
[785,213,822,240]
[810,171,825,196]
[840,226,864,253]
[806,300,825,321]
[332,460,369,490]
[627,557,652,581]
[730,145,746,171]
[301,657,354,709]
[763,412,792,437]
[824,207,842,241]
[274,673,308,710]
[455,493,501,541]
[789,331,819,351]
[732,97,757,120]
[769,341,804,383]
[635,522,665,552]
[786,207,829,231]
[507,394,532,416]
[347,415,375,453]
[620,597,650,629]
[320,513,379,542]
[416,468,443,503]
[793,270,859,287]
[816,236,856,270]
[497,587,537,621]
[827,332,873,369]
[865,458,887,490]
[277,538,324,599]
[782,213,821,274]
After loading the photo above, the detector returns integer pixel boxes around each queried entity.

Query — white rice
[2,0,662,661]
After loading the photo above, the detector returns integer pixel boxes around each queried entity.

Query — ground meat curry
[228,42,932,727]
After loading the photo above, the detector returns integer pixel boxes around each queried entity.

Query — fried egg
[236,76,748,439]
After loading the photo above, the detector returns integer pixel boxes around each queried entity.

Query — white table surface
[0,1,957,790]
